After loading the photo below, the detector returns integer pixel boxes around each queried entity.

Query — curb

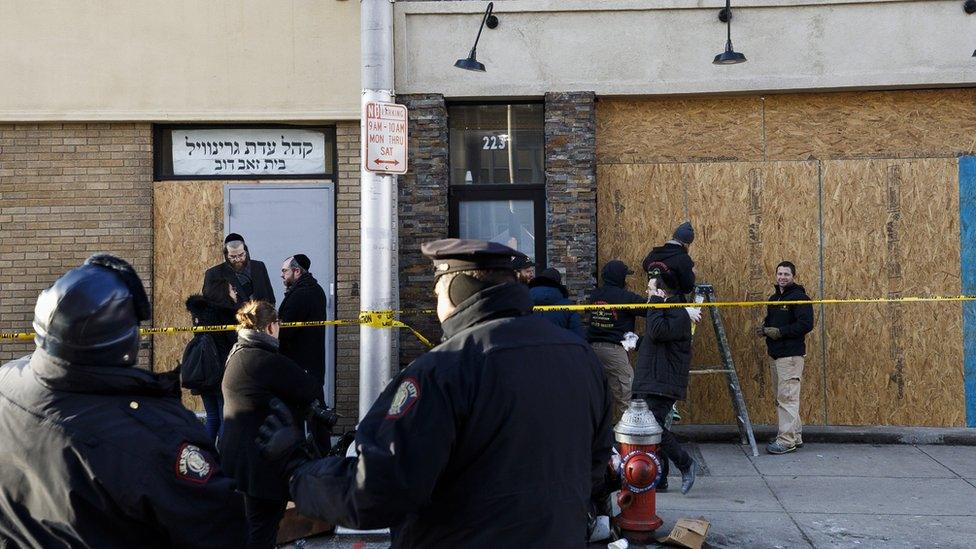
[672,424,976,446]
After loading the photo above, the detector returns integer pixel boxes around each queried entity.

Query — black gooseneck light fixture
[714,0,747,65]
[454,2,499,72]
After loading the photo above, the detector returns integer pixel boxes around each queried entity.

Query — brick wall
[544,92,598,301]
[397,94,450,366]
[333,121,362,431]
[0,123,153,366]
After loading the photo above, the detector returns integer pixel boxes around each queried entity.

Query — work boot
[680,460,697,495]
[766,441,796,455]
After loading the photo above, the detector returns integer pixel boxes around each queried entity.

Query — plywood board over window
[822,158,963,426]
[152,181,225,410]
[597,161,825,426]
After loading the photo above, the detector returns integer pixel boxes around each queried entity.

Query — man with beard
[203,233,275,305]
[278,254,328,400]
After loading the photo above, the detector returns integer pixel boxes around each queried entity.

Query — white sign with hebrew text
[172,129,327,176]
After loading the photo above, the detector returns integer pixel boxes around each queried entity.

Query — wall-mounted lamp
[714,0,747,65]
[454,2,499,72]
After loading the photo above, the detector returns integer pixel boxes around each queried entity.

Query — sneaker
[680,461,697,495]
[796,441,804,448]
[766,441,796,455]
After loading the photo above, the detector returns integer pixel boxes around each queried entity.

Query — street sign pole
[359,0,398,421]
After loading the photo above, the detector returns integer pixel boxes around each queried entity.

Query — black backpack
[179,334,223,392]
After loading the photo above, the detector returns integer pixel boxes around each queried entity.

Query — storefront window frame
[446,100,547,267]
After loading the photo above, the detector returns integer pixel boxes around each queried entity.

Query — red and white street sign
[364,101,408,175]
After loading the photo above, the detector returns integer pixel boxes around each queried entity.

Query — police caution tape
[4,295,975,346]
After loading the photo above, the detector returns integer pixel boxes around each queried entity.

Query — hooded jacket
[184,294,238,395]
[762,283,814,359]
[586,261,645,344]
[287,283,613,548]
[633,295,693,401]
[528,274,586,340]
[0,350,246,547]
[642,243,696,298]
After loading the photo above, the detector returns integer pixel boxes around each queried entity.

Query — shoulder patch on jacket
[175,442,214,484]
[386,377,420,419]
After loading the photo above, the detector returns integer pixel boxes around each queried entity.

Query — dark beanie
[293,254,311,271]
[224,233,245,245]
[672,221,695,245]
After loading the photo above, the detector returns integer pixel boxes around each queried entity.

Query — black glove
[256,398,311,478]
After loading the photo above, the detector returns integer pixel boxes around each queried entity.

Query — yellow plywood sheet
[152,181,225,410]
[765,89,976,161]
[597,161,824,426]
[822,158,963,426]
[596,97,764,165]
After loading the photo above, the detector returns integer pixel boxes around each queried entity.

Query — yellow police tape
[3,295,976,347]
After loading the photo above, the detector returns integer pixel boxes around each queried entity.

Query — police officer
[257,239,613,547]
[0,255,247,548]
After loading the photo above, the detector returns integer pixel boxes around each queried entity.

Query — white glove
[685,307,702,323]
[610,446,622,472]
[620,332,639,351]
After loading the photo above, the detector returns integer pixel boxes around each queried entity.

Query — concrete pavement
[290,442,976,548]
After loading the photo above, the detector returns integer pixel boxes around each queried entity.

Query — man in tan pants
[758,261,814,455]
[586,260,645,423]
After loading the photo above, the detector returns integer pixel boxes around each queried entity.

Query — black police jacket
[278,272,328,393]
[0,350,246,548]
[633,295,693,401]
[641,243,696,298]
[586,262,645,344]
[287,282,613,548]
[763,283,815,359]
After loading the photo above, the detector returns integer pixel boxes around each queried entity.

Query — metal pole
[360,0,397,420]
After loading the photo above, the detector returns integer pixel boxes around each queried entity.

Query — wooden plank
[596,97,764,165]
[597,161,824,426]
[822,158,964,426]
[765,89,976,161]
[152,180,225,411]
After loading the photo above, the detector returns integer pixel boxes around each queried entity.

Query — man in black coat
[586,260,645,423]
[757,261,814,455]
[642,221,696,300]
[0,255,246,548]
[633,262,697,495]
[278,253,328,401]
[257,239,613,548]
[203,232,276,305]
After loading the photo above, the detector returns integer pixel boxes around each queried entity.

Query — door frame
[224,182,338,406]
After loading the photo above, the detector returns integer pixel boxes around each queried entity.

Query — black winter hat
[672,221,695,245]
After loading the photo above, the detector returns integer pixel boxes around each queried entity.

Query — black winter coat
[185,294,238,396]
[219,330,319,500]
[633,295,693,400]
[586,261,645,344]
[763,283,815,359]
[642,243,696,298]
[287,283,613,548]
[203,259,275,305]
[0,350,246,548]
[278,272,328,396]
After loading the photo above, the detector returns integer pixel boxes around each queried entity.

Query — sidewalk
[292,442,976,548]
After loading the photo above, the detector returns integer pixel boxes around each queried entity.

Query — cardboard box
[657,517,710,549]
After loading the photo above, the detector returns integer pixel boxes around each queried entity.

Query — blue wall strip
[960,156,976,427]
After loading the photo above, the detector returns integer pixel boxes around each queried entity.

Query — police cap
[420,238,526,278]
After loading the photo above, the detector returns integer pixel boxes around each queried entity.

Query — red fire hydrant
[613,399,664,541]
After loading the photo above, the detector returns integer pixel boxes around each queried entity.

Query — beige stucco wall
[395,0,976,97]
[0,0,360,121]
